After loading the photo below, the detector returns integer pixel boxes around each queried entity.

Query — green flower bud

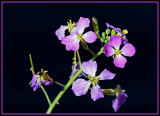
[106,28,110,34]
[100,38,105,42]
[92,17,99,33]
[111,29,116,35]
[104,40,108,44]
[102,32,106,38]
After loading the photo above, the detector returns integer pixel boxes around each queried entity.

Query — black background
[3,3,157,113]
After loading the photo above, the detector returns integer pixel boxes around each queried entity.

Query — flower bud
[100,38,105,42]
[111,29,116,35]
[106,28,111,34]
[102,32,106,38]
[92,17,99,33]
[104,40,108,44]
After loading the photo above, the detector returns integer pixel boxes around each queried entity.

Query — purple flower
[106,22,128,45]
[104,35,136,68]
[31,75,43,91]
[112,85,128,112]
[31,70,52,91]
[72,60,116,101]
[56,17,97,51]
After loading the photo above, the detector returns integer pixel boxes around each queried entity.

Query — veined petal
[61,34,80,51]
[104,44,115,57]
[112,92,128,112]
[121,43,136,57]
[82,60,97,77]
[91,84,104,101]
[113,54,127,68]
[82,31,97,43]
[109,35,122,49]
[72,79,91,96]
[77,17,90,34]
[55,25,68,40]
[98,69,116,80]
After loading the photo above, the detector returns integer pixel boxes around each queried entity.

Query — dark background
[3,3,157,113]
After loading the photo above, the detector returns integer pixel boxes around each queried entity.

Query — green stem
[29,54,52,106]
[87,48,95,56]
[52,80,65,88]
[29,54,35,75]
[76,50,82,68]
[74,51,76,63]
[46,50,103,113]
[41,86,52,106]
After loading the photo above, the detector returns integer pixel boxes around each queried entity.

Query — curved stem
[41,86,52,106]
[46,50,103,113]
[87,48,95,56]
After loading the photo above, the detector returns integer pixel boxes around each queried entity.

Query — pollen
[122,29,128,34]
[114,49,122,56]
[67,19,76,34]
[88,76,99,86]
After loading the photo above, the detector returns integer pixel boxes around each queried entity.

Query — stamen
[88,76,99,86]
[67,19,76,34]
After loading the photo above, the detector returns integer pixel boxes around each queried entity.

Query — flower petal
[61,34,80,51]
[122,38,128,45]
[31,75,37,87]
[121,43,136,57]
[104,44,115,57]
[82,31,97,43]
[91,84,104,101]
[112,92,128,112]
[109,35,122,49]
[72,79,91,96]
[71,27,78,34]
[55,25,68,40]
[33,82,42,91]
[43,80,52,85]
[113,54,127,68]
[82,60,97,77]
[77,17,90,34]
[99,69,116,80]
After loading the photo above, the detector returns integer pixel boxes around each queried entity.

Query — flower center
[88,76,99,86]
[114,49,122,56]
[76,33,83,40]
[67,20,76,34]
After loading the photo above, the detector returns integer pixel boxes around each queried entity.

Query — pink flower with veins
[55,17,97,51]
[104,35,136,68]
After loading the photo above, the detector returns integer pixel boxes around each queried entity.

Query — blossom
[31,69,52,91]
[72,60,116,101]
[55,17,97,51]
[112,85,128,112]
[106,22,128,45]
[104,35,136,68]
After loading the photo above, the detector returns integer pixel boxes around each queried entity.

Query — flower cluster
[30,17,136,113]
